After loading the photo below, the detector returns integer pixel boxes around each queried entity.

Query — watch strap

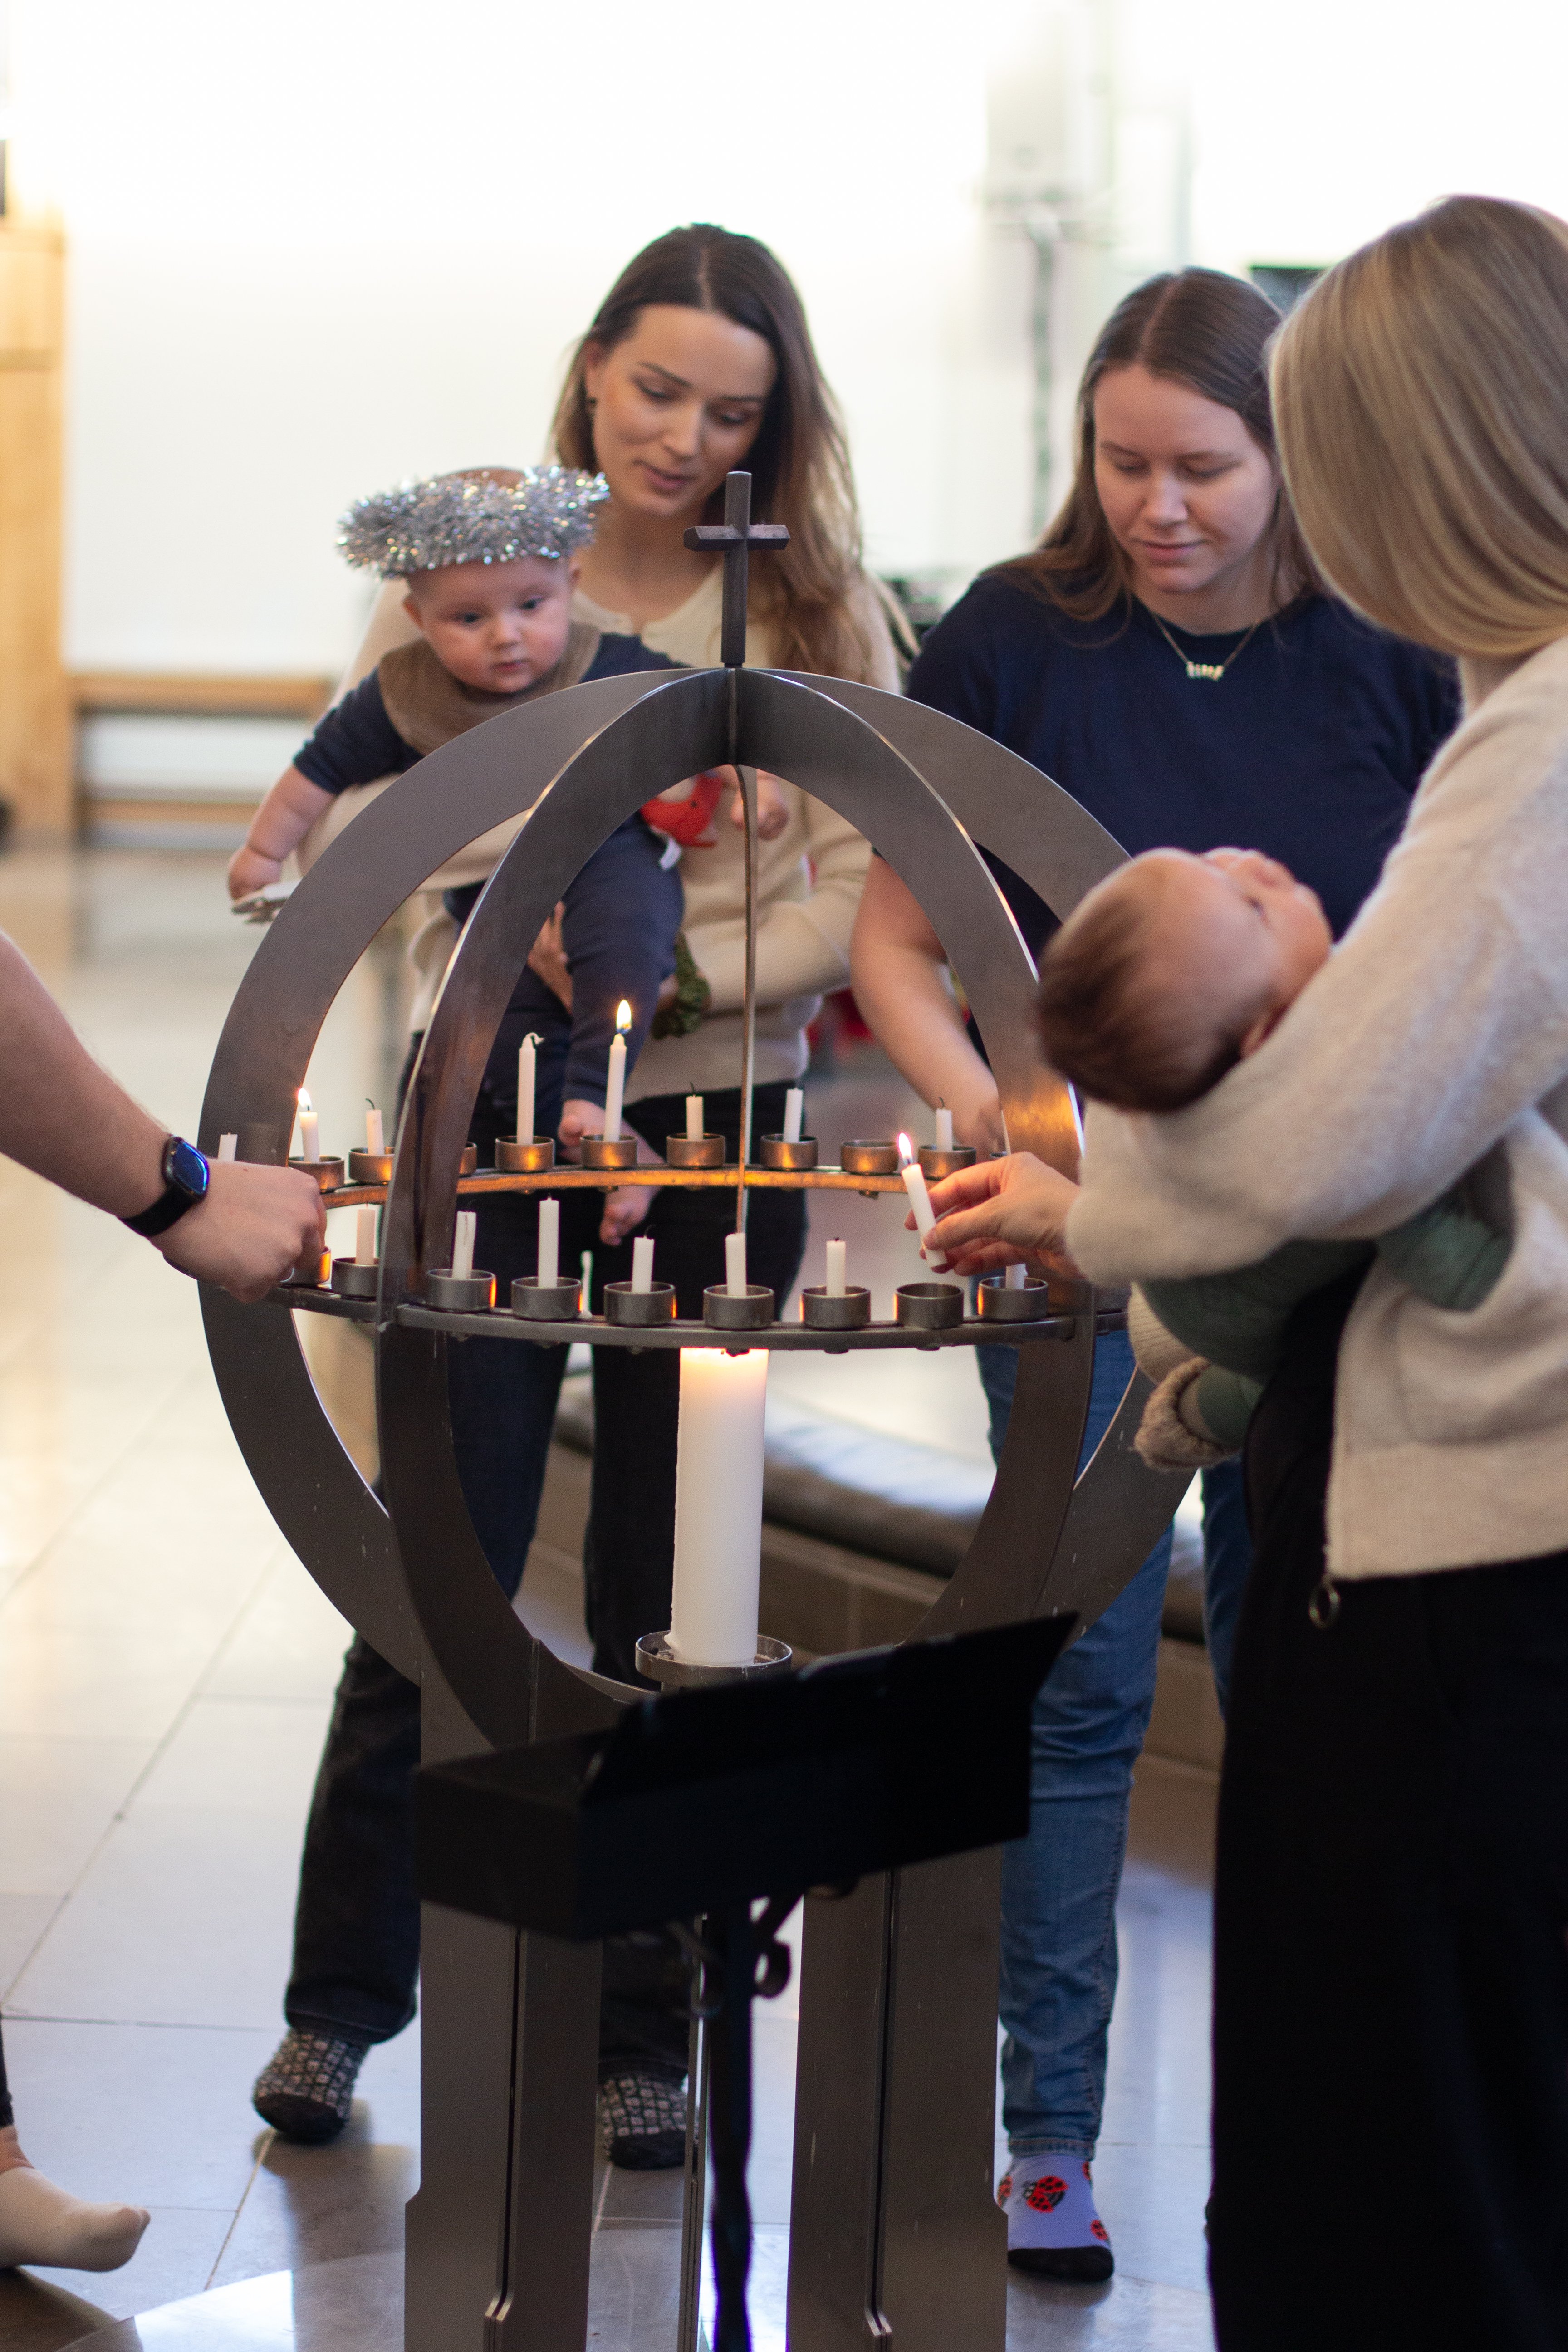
[123,1136,210,1239]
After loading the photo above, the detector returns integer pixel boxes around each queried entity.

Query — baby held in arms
[1035,848,1508,1469]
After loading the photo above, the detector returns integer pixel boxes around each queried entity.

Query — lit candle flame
[615,1000,632,1033]
[897,1131,914,1167]
[298,1086,313,1112]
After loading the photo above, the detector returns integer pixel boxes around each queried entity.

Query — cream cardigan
[1066,633,1568,1582]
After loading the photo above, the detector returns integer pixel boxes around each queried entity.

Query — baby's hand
[729,769,789,842]
[228,844,282,900]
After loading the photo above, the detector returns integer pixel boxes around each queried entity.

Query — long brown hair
[553,225,876,681]
[996,268,1320,622]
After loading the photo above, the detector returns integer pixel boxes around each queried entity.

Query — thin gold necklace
[1147,606,1264,682]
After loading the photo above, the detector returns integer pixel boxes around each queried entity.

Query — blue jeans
[977,1336,1251,2154]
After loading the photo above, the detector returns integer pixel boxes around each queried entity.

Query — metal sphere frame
[198,659,1188,2352]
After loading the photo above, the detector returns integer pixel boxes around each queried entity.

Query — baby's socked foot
[998,2150,1114,2283]
[0,2156,149,2274]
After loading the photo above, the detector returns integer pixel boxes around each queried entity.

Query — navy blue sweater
[906,575,1460,950]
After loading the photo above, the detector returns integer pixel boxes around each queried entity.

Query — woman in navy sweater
[850,267,1455,2279]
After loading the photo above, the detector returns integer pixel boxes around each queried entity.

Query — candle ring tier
[290,1156,345,1193]
[347,1148,393,1186]
[919,1144,978,1181]
[603,1280,677,1328]
[760,1135,818,1170]
[799,1284,872,1331]
[895,1280,965,1331]
[510,1276,581,1320]
[704,1284,778,1331]
[977,1273,1054,1321]
[580,1135,640,1170]
[666,1133,725,1168]
[840,1139,900,1176]
[330,1258,380,1299]
[426,1267,497,1312]
[633,1632,794,1690]
[495,1137,555,1173]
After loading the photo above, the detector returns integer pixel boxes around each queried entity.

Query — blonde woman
[926,195,1568,2348]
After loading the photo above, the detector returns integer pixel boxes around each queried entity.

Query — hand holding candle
[783,1088,804,1143]
[516,1032,541,1145]
[452,1210,476,1280]
[725,1229,748,1297]
[898,1132,948,1269]
[603,1001,631,1141]
[631,1235,655,1293]
[296,1089,320,1163]
[355,1205,379,1266]
[825,1238,847,1298]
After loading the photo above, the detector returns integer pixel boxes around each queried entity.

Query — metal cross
[684,470,789,668]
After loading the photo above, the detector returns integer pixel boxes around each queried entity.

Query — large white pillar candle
[365,1105,385,1156]
[516,1033,540,1143]
[783,1088,804,1143]
[935,1106,955,1151]
[686,1093,704,1142]
[452,1211,476,1280]
[537,1198,559,1288]
[217,1133,238,1161]
[632,1235,655,1292]
[898,1133,947,1269]
[669,1348,768,1665]
[825,1238,847,1298]
[296,1091,320,1162]
[604,1001,631,1141]
[355,1205,379,1266]
[725,1229,748,1297]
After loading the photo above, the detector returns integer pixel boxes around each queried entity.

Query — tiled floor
[0,849,1216,2348]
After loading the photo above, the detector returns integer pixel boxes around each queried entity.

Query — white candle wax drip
[365,1106,384,1156]
[355,1205,379,1267]
[897,1134,946,1268]
[517,1033,539,1144]
[217,1133,238,1162]
[451,1211,476,1281]
[825,1238,847,1298]
[604,1002,631,1141]
[537,1199,559,1288]
[686,1093,704,1142]
[632,1236,655,1293]
[783,1088,804,1143]
[935,1106,955,1151]
[669,1348,768,1666]
[725,1230,748,1297]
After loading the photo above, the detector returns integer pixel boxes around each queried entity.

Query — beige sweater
[1066,633,1568,1583]
[333,565,892,1090]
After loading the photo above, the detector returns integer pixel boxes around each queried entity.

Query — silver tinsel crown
[337,468,609,576]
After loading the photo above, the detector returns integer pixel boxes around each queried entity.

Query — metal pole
[676,1981,713,2352]
[735,747,758,1235]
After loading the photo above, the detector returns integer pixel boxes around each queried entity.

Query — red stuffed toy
[641,770,727,848]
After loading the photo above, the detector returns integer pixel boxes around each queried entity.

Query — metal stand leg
[678,2001,712,2352]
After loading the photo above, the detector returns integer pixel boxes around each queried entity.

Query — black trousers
[1212,1274,1568,2351]
[284,1082,806,2067]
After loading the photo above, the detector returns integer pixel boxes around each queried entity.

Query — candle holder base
[633,1632,794,1690]
[918,1145,977,1181]
[703,1284,776,1332]
[331,1258,380,1299]
[760,1136,818,1171]
[348,1149,393,1186]
[603,1281,677,1328]
[283,1248,333,1289]
[290,1156,346,1194]
[426,1268,497,1311]
[840,1139,899,1176]
[666,1134,726,1169]
[458,1143,479,1178]
[895,1280,964,1331]
[511,1277,581,1319]
[977,1274,1053,1321]
[582,1136,640,1171]
[800,1285,872,1331]
[497,1137,555,1173]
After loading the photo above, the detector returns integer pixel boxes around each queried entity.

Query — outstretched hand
[919,1152,1082,1278]
[157,1161,327,1302]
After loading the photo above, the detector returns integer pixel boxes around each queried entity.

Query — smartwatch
[122,1135,211,1239]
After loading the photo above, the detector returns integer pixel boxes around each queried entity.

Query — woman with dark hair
[850,266,1455,2280]
[255,226,899,2167]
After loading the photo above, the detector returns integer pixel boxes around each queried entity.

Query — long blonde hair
[1271,196,1568,657]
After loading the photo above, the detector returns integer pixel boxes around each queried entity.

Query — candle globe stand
[289,1155,345,1193]
[919,1143,977,1181]
[603,1280,677,1328]
[840,1138,900,1176]
[581,1135,639,1171]
[800,1284,872,1333]
[510,1275,581,1320]
[977,1272,1054,1321]
[666,1133,725,1169]
[331,1257,380,1300]
[632,1631,794,1690]
[282,1247,332,1289]
[895,1279,965,1332]
[703,1284,776,1332]
[426,1267,497,1312]
[760,1134,818,1171]
[348,1148,394,1186]
[496,1137,555,1173]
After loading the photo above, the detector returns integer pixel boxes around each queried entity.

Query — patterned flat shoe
[598,2070,688,2171]
[252,2029,370,2144]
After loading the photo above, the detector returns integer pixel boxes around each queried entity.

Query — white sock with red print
[997,2147,1114,2282]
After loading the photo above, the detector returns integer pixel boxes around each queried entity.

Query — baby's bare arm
[228,766,334,900]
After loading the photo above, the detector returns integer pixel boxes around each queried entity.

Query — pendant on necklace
[1185,661,1226,682]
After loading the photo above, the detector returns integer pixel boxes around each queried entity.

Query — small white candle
[452,1210,476,1280]
[725,1229,748,1298]
[355,1205,379,1266]
[296,1091,320,1162]
[935,1106,955,1151]
[516,1032,540,1144]
[365,1105,385,1156]
[604,1001,631,1142]
[537,1198,559,1289]
[217,1133,238,1161]
[580,1250,593,1314]
[669,1348,768,1666]
[898,1132,948,1269]
[1006,1259,1028,1289]
[825,1238,847,1298]
[632,1235,655,1293]
[686,1093,704,1142]
[783,1088,804,1143]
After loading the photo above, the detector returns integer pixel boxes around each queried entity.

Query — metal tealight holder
[289,1156,345,1193]
[331,1257,380,1299]
[604,1281,677,1328]
[667,1133,726,1169]
[426,1267,497,1311]
[759,1135,818,1171]
[511,1276,580,1320]
[703,1284,775,1332]
[496,1137,555,1173]
[581,1135,640,1171]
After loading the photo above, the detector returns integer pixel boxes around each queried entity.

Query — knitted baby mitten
[997,2150,1114,2283]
